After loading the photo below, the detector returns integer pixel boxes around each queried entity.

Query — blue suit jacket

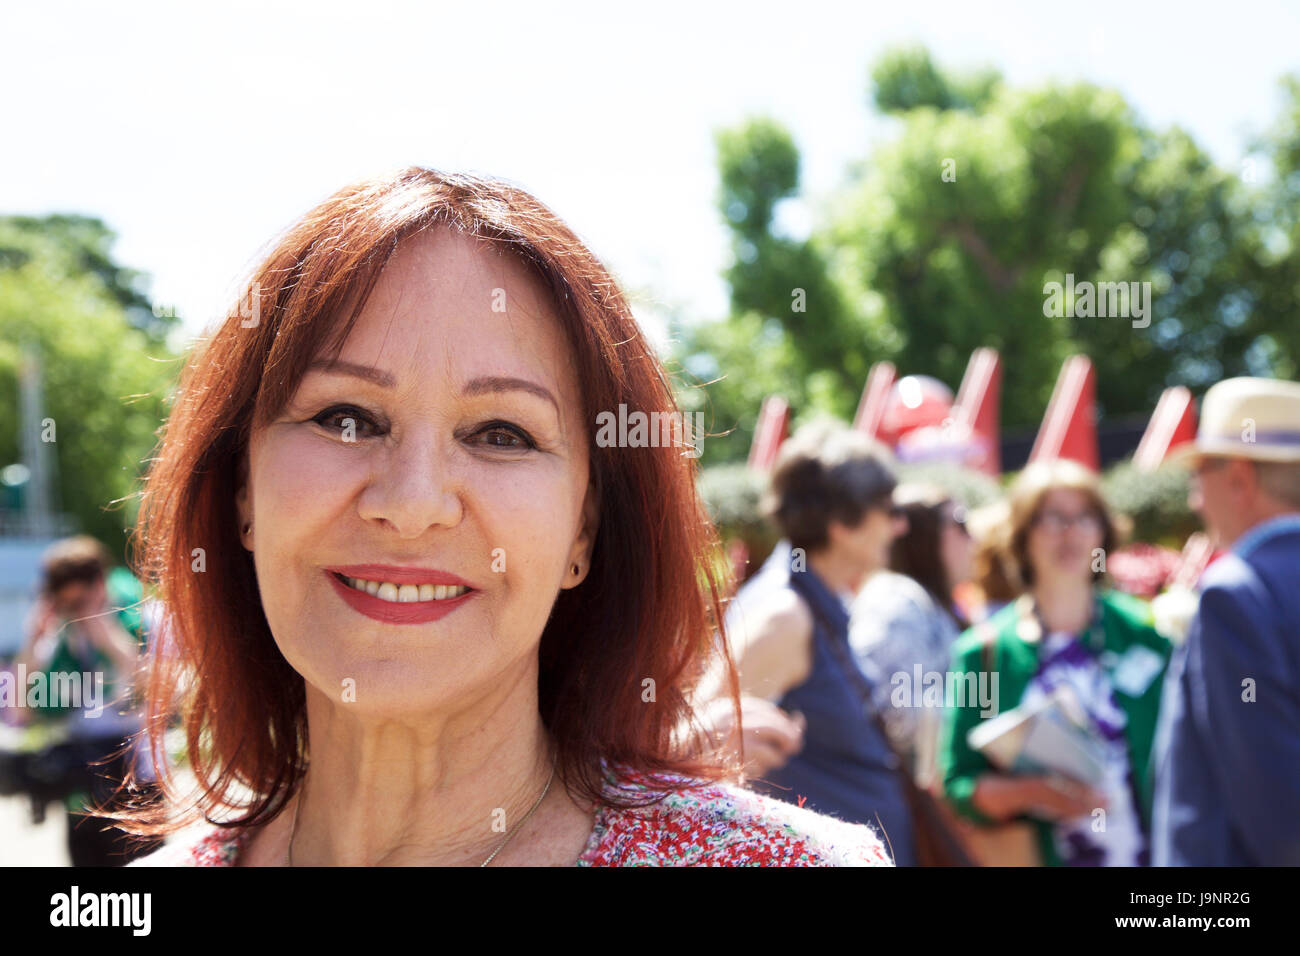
[1152,516,1300,865]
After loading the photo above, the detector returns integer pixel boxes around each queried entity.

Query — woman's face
[51,578,105,619]
[237,228,598,717]
[832,503,903,589]
[1025,488,1103,587]
[939,502,974,587]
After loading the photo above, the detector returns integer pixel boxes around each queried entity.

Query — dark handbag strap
[803,591,975,866]
[786,576,910,764]
[808,600,915,774]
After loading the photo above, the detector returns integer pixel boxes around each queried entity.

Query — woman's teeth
[343,577,470,603]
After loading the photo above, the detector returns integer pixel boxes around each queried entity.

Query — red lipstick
[324,566,480,625]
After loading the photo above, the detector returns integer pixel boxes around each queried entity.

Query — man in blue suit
[1152,377,1300,865]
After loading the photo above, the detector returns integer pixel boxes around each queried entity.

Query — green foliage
[677,311,802,466]
[1239,73,1300,379]
[696,463,779,566]
[715,117,800,240]
[675,46,1300,469]
[895,462,1005,510]
[870,46,1001,113]
[832,81,1260,425]
[676,116,875,462]
[1101,460,1198,547]
[0,215,176,345]
[0,216,179,556]
[712,117,871,393]
[698,463,767,536]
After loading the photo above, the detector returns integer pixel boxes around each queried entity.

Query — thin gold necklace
[285,764,556,867]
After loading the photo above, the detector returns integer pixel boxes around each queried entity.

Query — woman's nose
[357,433,464,538]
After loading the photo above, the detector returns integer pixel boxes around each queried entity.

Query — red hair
[114,167,741,835]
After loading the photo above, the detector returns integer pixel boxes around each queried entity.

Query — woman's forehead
[325,229,577,398]
[1039,487,1091,510]
[367,229,556,325]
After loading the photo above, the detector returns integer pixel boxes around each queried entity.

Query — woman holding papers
[937,461,1171,866]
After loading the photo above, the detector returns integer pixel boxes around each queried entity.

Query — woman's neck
[1032,576,1094,634]
[806,549,863,596]
[284,672,572,866]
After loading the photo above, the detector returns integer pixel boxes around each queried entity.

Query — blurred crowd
[715,375,1300,866]
[2,376,1297,867]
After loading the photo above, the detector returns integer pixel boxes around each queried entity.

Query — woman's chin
[296,655,475,710]
[309,678,466,721]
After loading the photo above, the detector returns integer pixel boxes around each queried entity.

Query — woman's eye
[311,406,382,438]
[472,422,535,450]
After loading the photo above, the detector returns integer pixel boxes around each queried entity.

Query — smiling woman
[110,167,891,866]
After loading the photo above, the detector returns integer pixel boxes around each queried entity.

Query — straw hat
[1170,377,1300,464]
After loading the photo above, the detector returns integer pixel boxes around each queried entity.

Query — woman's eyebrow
[305,362,558,412]
[307,359,397,388]
[462,376,559,413]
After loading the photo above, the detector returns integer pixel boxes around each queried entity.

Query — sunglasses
[1193,457,1228,478]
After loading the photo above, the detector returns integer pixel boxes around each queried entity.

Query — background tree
[870,45,999,114]
[676,47,1299,463]
[0,215,179,555]
[675,118,873,463]
[1241,73,1300,379]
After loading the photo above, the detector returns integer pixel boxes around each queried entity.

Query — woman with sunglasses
[724,421,916,863]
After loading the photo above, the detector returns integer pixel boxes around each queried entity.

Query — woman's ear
[236,453,254,551]
[563,482,601,589]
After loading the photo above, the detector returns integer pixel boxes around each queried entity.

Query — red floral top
[130,770,893,867]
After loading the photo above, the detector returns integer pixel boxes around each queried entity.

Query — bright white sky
[4,0,1297,352]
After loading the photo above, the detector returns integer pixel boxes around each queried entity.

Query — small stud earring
[572,563,580,576]
[243,521,252,535]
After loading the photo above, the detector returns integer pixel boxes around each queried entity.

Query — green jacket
[937,589,1171,866]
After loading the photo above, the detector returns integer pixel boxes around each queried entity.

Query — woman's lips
[324,569,479,625]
